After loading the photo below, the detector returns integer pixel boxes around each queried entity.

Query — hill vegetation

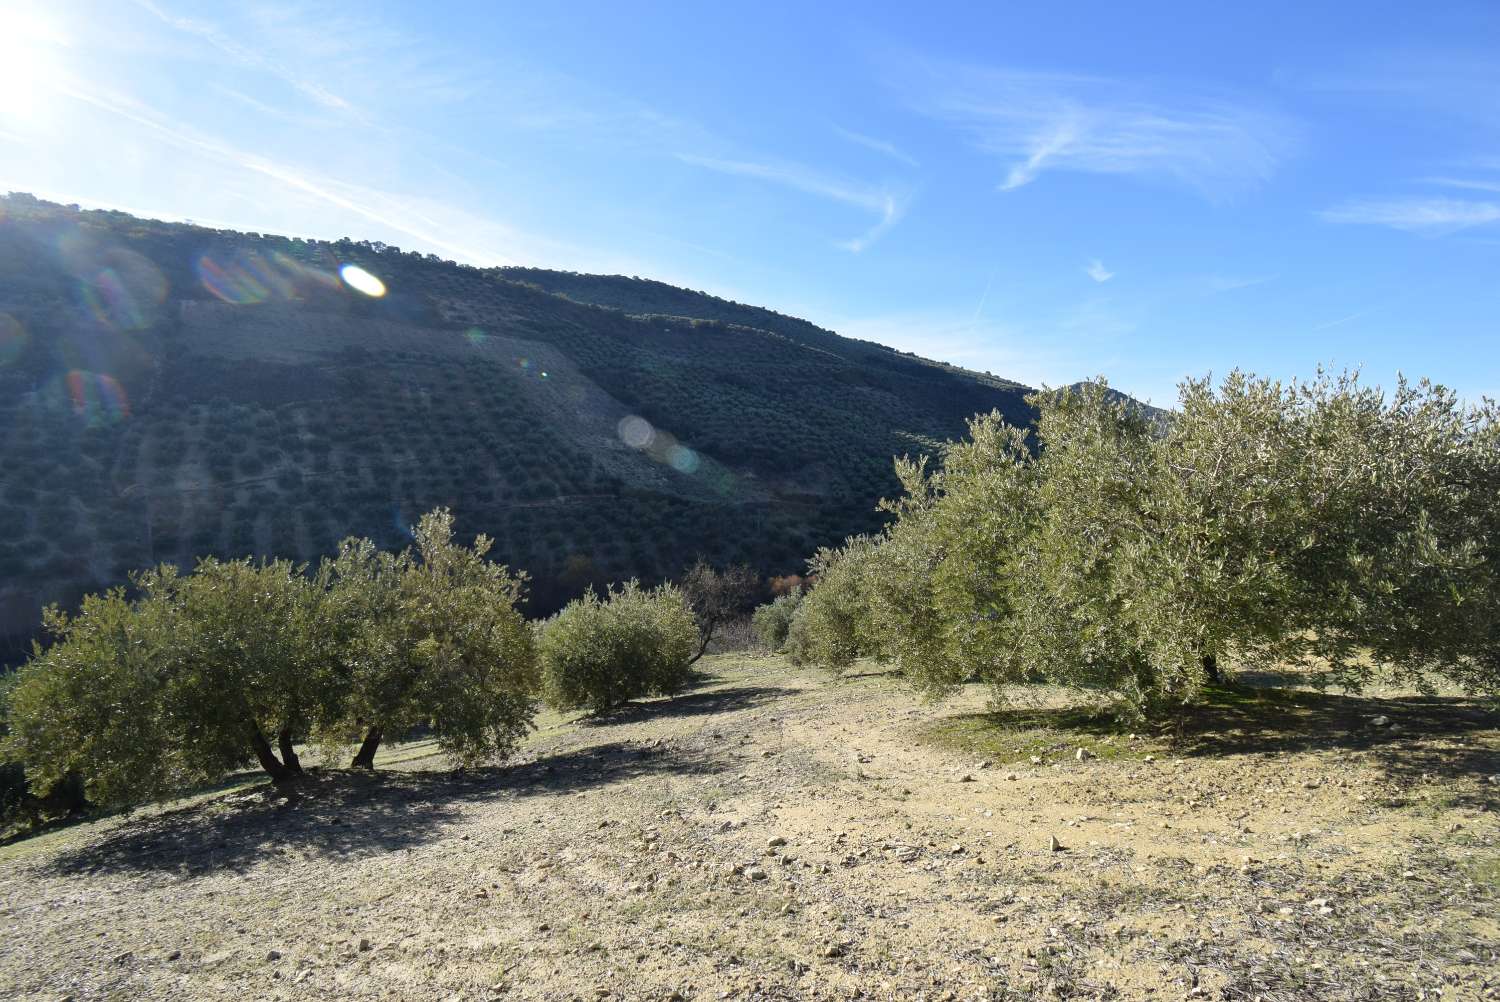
[0,193,1034,650]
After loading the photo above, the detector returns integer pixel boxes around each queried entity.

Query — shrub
[784,536,882,674]
[0,508,540,808]
[539,581,698,714]
[751,587,802,650]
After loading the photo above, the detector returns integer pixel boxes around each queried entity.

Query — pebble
[744,867,768,881]
[1049,835,1065,852]
[266,950,282,962]
[1075,748,1092,761]
[767,836,787,848]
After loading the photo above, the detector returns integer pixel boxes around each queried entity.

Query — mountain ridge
[0,192,1039,650]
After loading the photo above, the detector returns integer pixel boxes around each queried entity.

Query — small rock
[1369,715,1391,727]
[1144,755,1156,763]
[166,950,181,962]
[1049,835,1065,852]
[959,774,977,783]
[1075,748,1092,762]
[823,943,845,958]
[357,938,372,952]
[266,949,282,962]
[1303,780,1321,790]
[949,842,965,855]
[1029,755,1043,765]
[744,866,768,881]
[1005,772,1019,781]
[767,836,787,848]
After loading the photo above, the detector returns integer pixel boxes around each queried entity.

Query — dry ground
[2,655,1497,1002]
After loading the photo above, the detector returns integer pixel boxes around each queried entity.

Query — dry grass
[2,655,1496,1001]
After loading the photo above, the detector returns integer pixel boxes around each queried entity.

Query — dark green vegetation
[0,193,1034,652]
[791,374,1500,719]
[537,580,700,715]
[0,510,538,813]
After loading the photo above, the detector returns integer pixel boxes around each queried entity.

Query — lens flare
[339,264,386,297]
[667,444,701,474]
[618,415,654,449]
[0,313,27,366]
[62,370,130,426]
[198,254,269,304]
[464,327,488,347]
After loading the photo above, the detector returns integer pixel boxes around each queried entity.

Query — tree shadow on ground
[934,685,1499,807]
[1177,685,1499,806]
[44,739,732,879]
[578,683,790,727]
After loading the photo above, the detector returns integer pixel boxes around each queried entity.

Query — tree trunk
[248,725,293,784]
[277,728,304,776]
[686,621,716,667]
[351,726,382,769]
[1202,654,1222,685]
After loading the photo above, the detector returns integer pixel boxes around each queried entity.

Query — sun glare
[0,10,65,122]
[339,263,387,297]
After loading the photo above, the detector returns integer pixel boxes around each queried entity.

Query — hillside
[0,194,1036,646]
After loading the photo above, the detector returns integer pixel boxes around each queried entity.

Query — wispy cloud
[833,126,919,167]
[1085,259,1114,283]
[1320,196,1500,232]
[893,61,1295,198]
[51,79,592,268]
[1421,176,1500,194]
[676,153,906,252]
[132,0,357,116]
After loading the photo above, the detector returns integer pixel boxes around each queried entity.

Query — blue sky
[2,1,1497,404]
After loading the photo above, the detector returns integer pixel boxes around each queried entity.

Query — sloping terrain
[0,194,1036,645]
[1,656,1495,1000]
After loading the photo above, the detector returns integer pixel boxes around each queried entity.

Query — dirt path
[2,656,1496,1001]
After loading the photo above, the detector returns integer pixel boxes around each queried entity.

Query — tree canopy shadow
[44,739,732,879]
[929,685,1499,807]
[1177,685,1499,805]
[578,682,789,726]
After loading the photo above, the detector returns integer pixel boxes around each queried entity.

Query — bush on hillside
[751,587,802,651]
[844,372,1500,720]
[539,581,698,714]
[784,536,883,674]
[0,509,539,810]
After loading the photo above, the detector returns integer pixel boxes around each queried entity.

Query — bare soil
[2,656,1496,1001]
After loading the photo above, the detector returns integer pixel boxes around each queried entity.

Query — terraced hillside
[0,193,1035,646]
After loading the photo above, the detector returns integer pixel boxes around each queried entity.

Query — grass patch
[918,704,1164,765]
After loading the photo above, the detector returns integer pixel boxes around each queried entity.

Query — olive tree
[1,508,541,809]
[678,560,762,663]
[784,536,884,674]
[855,372,1500,721]
[332,509,537,769]
[0,558,327,808]
[751,587,803,651]
[539,580,698,714]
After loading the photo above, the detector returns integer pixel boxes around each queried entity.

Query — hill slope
[0,193,1036,643]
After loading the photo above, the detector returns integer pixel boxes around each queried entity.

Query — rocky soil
[2,656,1496,1001]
